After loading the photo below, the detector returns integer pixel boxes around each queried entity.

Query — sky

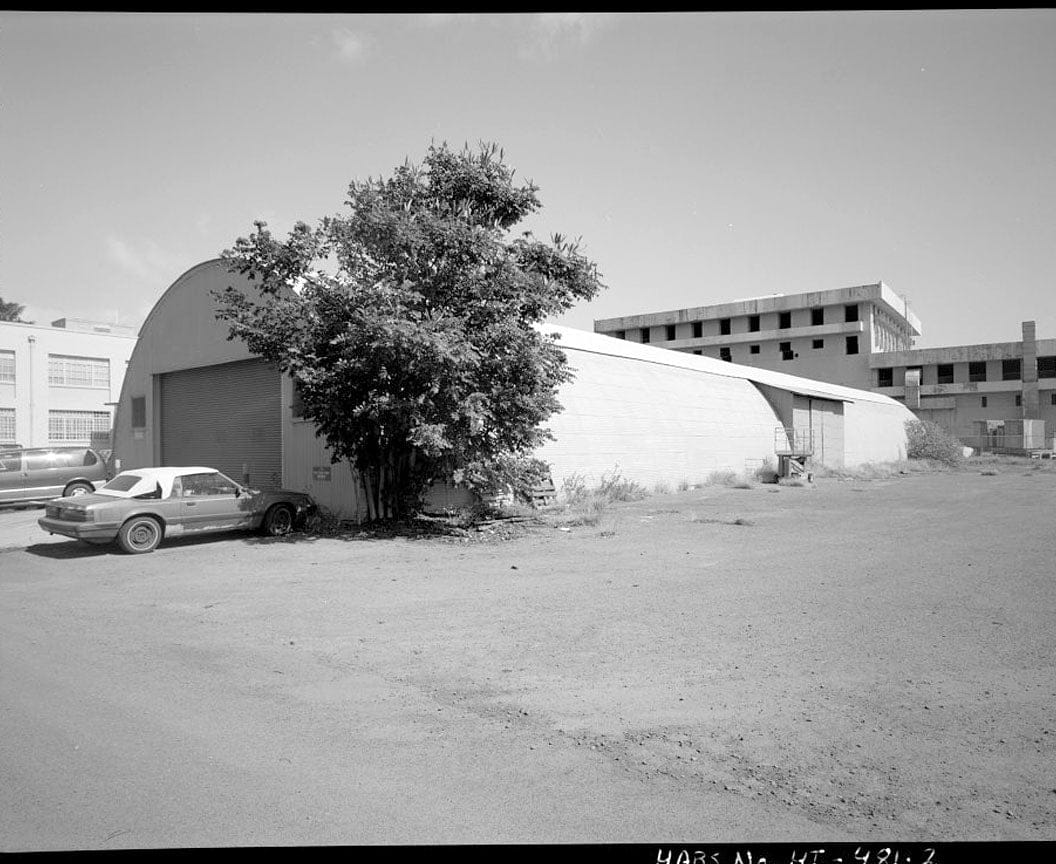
[2,10,1055,349]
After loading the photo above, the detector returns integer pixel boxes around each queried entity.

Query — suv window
[0,453,20,472]
[24,450,80,470]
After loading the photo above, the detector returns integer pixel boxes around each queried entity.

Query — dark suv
[0,446,109,506]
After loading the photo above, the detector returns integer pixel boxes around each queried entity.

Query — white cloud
[520,13,619,60]
[332,28,371,65]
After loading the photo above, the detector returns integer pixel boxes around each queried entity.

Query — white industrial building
[113,260,917,520]
[0,317,137,449]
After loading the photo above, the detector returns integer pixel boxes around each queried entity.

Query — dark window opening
[812,339,824,349]
[291,383,306,420]
[1038,356,1056,379]
[692,349,702,356]
[969,361,987,382]
[937,364,954,384]
[811,307,824,326]
[749,344,760,354]
[614,330,625,340]
[877,368,893,387]
[692,321,703,339]
[1002,358,1021,381]
[845,304,859,323]
[779,341,793,361]
[640,329,650,344]
[1051,393,1056,406]
[665,324,676,341]
[981,396,988,407]
[779,311,792,330]
[748,315,760,332]
[1015,394,1022,407]
[846,335,859,355]
[131,396,146,428]
[719,318,731,336]
[719,347,732,362]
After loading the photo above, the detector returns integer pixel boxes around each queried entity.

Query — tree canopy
[0,297,27,322]
[214,142,604,520]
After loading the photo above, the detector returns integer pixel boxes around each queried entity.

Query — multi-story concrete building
[593,282,921,389]
[0,317,137,449]
[868,321,1056,450]
[596,285,1055,451]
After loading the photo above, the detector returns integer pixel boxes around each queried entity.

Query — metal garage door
[791,395,845,469]
[159,358,282,489]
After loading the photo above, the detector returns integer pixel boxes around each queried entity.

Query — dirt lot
[1,463,1054,849]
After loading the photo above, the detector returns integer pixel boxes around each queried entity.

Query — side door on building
[176,471,254,533]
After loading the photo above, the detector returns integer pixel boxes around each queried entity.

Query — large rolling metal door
[158,358,282,489]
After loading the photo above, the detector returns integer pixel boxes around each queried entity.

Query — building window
[0,408,14,443]
[1038,356,1056,379]
[719,347,732,362]
[778,311,792,329]
[748,315,760,332]
[692,321,703,339]
[1051,393,1056,406]
[811,307,824,326]
[614,330,625,340]
[0,351,14,384]
[719,318,731,336]
[981,396,988,407]
[1002,359,1021,381]
[937,364,954,384]
[48,354,110,389]
[969,361,987,382]
[131,397,146,429]
[779,341,793,361]
[640,328,650,344]
[812,339,824,349]
[877,368,893,387]
[845,304,859,323]
[48,410,110,443]
[1015,394,1022,407]
[749,344,760,354]
[846,335,859,355]
[666,324,676,341]
[692,349,702,356]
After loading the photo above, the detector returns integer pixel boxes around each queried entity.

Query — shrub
[905,419,965,465]
[597,467,649,502]
[753,458,779,484]
[460,455,553,505]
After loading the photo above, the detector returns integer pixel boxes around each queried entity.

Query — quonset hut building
[113,260,916,520]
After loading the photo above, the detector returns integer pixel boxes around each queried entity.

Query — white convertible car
[38,466,317,554]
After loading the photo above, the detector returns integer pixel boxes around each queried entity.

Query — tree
[0,297,27,322]
[214,142,604,520]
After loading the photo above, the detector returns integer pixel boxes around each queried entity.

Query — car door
[178,471,250,533]
[0,451,25,503]
[19,449,69,500]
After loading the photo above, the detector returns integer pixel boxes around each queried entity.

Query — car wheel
[118,516,162,554]
[262,504,295,537]
[64,482,94,497]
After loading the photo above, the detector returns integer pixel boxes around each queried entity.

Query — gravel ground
[1,464,1054,848]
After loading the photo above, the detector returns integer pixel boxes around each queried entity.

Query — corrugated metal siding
[159,359,282,489]
[536,346,781,490]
